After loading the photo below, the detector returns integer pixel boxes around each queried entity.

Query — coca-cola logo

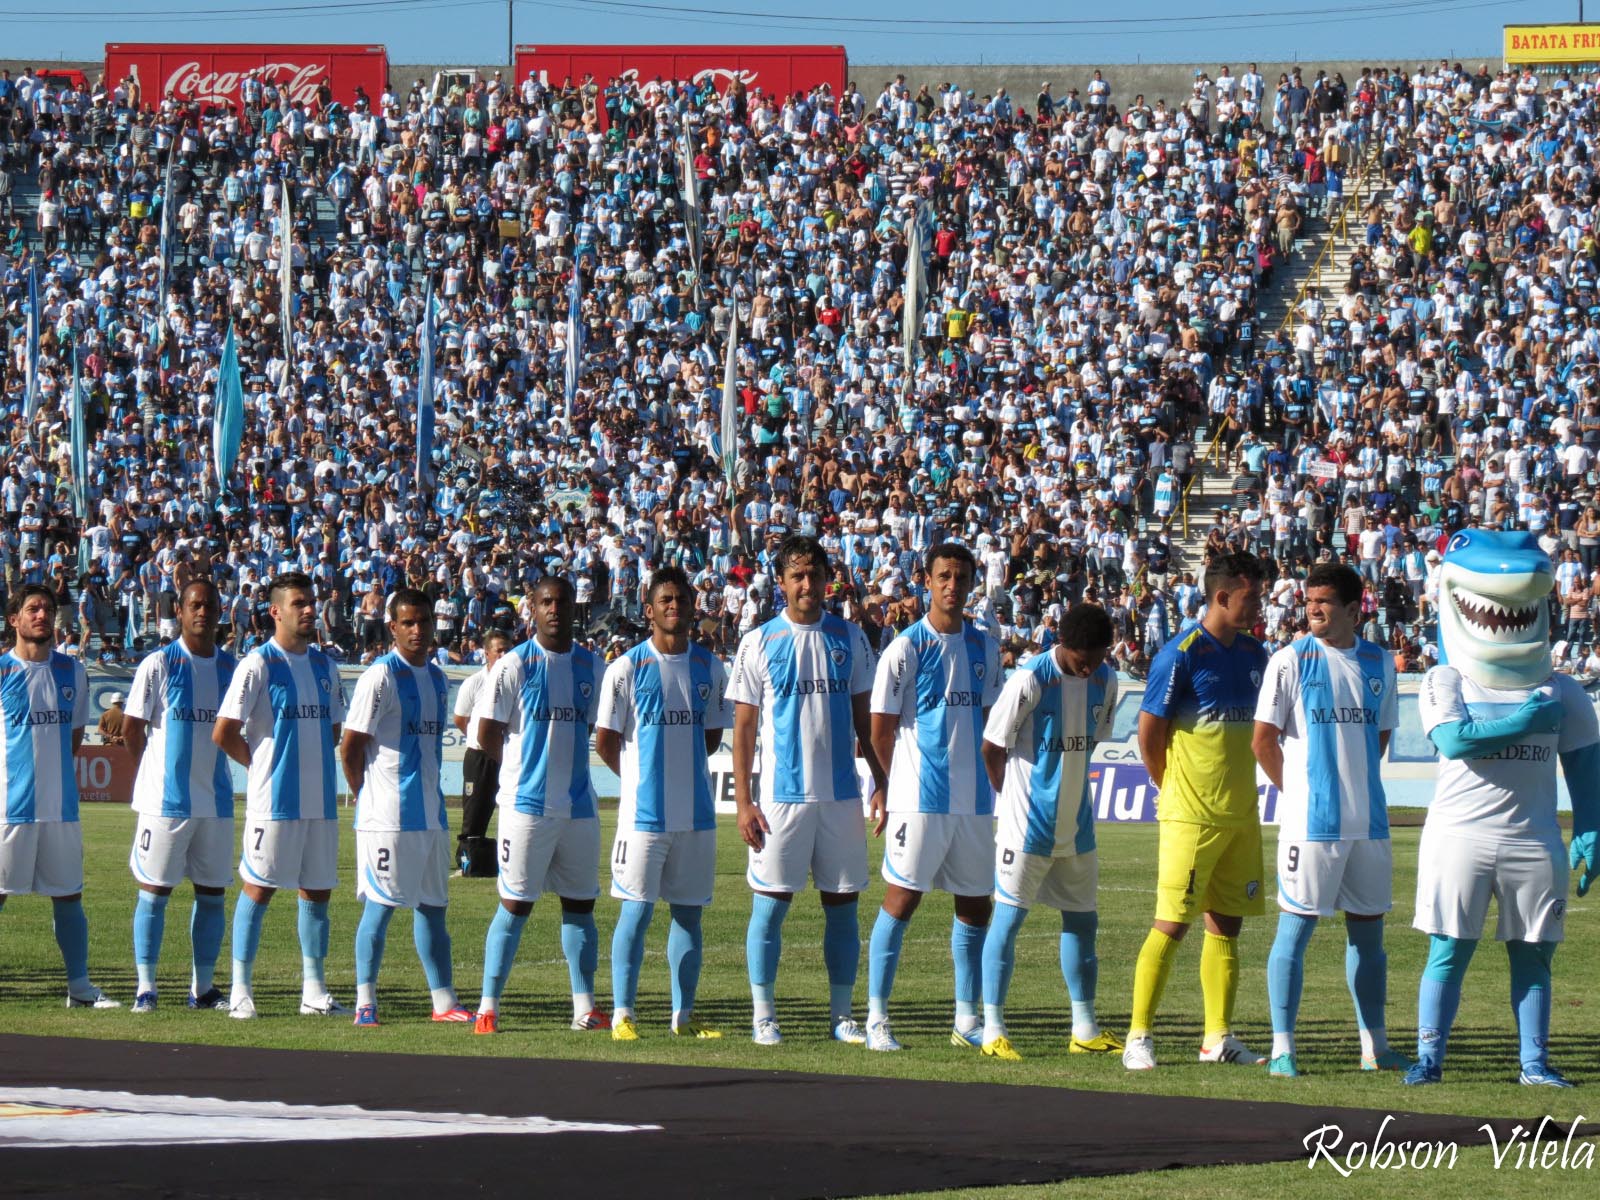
[153,60,329,107]
[527,64,760,90]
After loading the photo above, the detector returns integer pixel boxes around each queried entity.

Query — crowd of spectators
[1,54,1586,679]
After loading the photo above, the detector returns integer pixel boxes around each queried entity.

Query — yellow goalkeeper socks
[1200,931,1240,1047]
[1128,927,1182,1037]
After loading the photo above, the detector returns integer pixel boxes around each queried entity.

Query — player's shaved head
[1203,551,1265,601]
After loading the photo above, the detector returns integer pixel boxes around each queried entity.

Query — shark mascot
[1408,529,1600,1087]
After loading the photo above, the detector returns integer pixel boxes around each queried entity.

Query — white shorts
[748,802,868,895]
[355,829,451,909]
[497,810,601,904]
[129,814,235,890]
[0,822,84,897]
[238,818,339,893]
[609,828,716,907]
[1414,826,1568,943]
[1276,838,1393,918]
[880,812,994,897]
[994,846,1097,912]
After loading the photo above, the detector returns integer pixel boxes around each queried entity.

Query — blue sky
[3,0,1573,67]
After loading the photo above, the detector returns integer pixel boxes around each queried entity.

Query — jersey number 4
[894,823,907,848]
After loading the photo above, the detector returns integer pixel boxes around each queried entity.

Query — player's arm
[980,668,1031,795]
[852,690,887,804]
[1137,712,1173,789]
[1137,641,1185,788]
[731,701,765,849]
[1250,649,1294,791]
[122,715,148,766]
[453,712,471,735]
[981,739,1008,794]
[594,727,623,776]
[212,717,251,767]
[1555,676,1600,896]
[868,712,897,837]
[476,717,506,763]
[1251,721,1285,791]
[595,656,631,779]
[339,728,372,798]
[867,637,911,837]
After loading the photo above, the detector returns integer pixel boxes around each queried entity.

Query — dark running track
[0,1034,1530,1198]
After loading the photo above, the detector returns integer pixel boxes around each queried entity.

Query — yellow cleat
[671,1018,722,1039]
[981,1035,1023,1062]
[1070,1031,1125,1054]
[611,1015,640,1042]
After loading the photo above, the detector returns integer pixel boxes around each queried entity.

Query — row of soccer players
[5,540,1584,1078]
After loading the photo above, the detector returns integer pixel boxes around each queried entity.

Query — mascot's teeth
[1453,591,1538,633]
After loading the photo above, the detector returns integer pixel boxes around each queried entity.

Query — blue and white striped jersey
[219,639,346,822]
[127,641,238,819]
[727,612,876,805]
[597,640,730,833]
[1255,635,1397,842]
[0,652,89,824]
[984,652,1115,858]
[870,618,1001,816]
[346,652,450,833]
[477,638,602,819]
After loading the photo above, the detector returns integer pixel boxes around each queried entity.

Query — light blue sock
[1417,934,1477,1066]
[354,900,394,987]
[667,904,703,1020]
[481,905,529,1004]
[867,909,909,1020]
[981,901,1027,1008]
[1267,911,1319,1035]
[951,917,985,1025]
[133,892,169,980]
[822,898,860,1022]
[611,900,654,1013]
[1060,909,1099,1006]
[231,893,268,984]
[413,904,452,992]
[190,893,225,995]
[53,896,90,985]
[560,909,599,1000]
[1507,940,1557,1071]
[1344,917,1388,1034]
[297,899,330,987]
[746,895,790,1017]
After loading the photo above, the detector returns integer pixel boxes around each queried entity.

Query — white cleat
[866,1019,903,1052]
[1198,1033,1267,1065]
[299,995,353,1017]
[1122,1034,1157,1071]
[229,995,258,1020]
[832,1016,867,1045]
[66,987,121,1009]
[752,1017,783,1046]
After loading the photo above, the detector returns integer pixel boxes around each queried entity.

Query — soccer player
[0,585,118,1008]
[728,535,885,1046]
[596,566,731,1040]
[471,577,608,1035]
[1251,563,1407,1077]
[339,588,469,1026]
[1124,550,1269,1070]
[214,571,348,1019]
[978,603,1121,1061]
[123,578,237,1012]
[454,628,511,870]
[866,542,1001,1052]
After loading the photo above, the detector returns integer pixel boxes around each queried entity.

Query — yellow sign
[1505,23,1600,64]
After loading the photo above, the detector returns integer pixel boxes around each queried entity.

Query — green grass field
[3,806,1598,1198]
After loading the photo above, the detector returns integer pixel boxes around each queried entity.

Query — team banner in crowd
[23,262,39,423]
[902,202,927,389]
[679,126,704,308]
[563,268,583,426]
[720,303,739,492]
[278,178,293,392]
[69,344,88,521]
[416,278,437,492]
[213,324,244,491]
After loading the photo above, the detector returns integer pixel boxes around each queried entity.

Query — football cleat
[831,1017,867,1045]
[1402,1059,1443,1086]
[1268,1053,1300,1078]
[431,1006,473,1023]
[752,1018,783,1046]
[131,991,158,1015]
[1069,1031,1124,1054]
[229,995,258,1020]
[611,1015,640,1042]
[671,1018,723,1039]
[866,1019,903,1052]
[67,988,121,1009]
[1122,1034,1157,1071]
[1520,1063,1576,1088]
[473,1011,499,1035]
[299,995,352,1017]
[353,1004,380,1028]
[1199,1034,1266,1065]
[1361,1049,1412,1071]
[950,1026,983,1049]
[188,987,228,1010]
[982,1035,1023,1062]
[571,1008,612,1031]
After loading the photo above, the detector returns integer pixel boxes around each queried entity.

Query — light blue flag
[416,279,436,492]
[721,303,740,493]
[213,323,244,494]
[70,343,88,519]
[564,268,583,427]
[157,141,176,346]
[23,262,39,423]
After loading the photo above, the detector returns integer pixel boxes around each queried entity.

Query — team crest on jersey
[1367,676,1383,697]
[578,681,592,700]
[1554,899,1567,919]
[1249,670,1262,689]
[319,676,332,693]
[696,681,710,701]
[1245,880,1259,899]
[830,646,847,667]
[974,662,986,681]
[61,686,74,703]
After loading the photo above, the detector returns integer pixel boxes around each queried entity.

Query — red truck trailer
[513,43,847,114]
[103,43,388,110]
